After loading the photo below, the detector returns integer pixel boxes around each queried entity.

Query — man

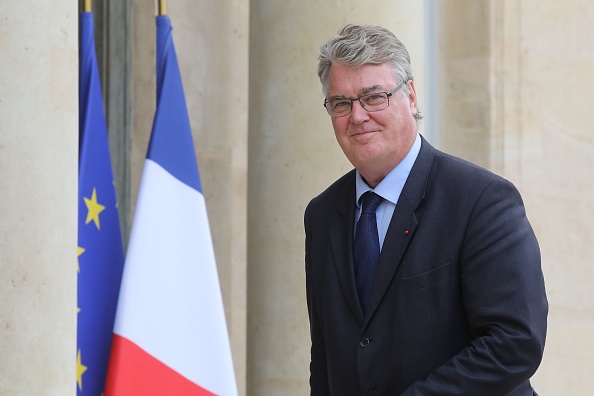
[304,24,548,395]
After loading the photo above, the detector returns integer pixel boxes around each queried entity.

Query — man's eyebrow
[328,85,384,101]
[328,94,347,101]
[360,85,383,94]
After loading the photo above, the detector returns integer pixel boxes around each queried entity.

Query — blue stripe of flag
[146,15,202,193]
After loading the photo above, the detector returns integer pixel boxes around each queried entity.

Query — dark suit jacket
[305,137,548,395]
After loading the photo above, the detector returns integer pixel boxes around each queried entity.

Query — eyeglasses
[323,82,405,118]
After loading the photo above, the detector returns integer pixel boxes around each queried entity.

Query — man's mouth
[350,130,378,137]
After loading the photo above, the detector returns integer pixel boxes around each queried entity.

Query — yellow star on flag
[76,349,88,391]
[84,188,106,230]
[77,246,85,273]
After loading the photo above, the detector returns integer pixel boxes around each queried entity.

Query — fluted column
[0,2,78,395]
[247,2,425,395]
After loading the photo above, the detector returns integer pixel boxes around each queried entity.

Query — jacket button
[359,338,370,348]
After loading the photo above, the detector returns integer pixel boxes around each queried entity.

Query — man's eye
[332,100,350,109]
[365,94,384,104]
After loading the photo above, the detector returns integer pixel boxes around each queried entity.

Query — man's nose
[350,99,369,123]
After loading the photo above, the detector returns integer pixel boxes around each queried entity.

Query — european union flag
[77,10,125,395]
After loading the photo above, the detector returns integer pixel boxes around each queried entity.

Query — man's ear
[406,80,418,116]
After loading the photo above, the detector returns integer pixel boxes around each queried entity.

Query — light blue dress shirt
[355,133,421,250]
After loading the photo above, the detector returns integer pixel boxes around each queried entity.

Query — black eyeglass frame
[323,81,406,118]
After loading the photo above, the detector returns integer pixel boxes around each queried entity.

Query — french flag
[105,14,237,396]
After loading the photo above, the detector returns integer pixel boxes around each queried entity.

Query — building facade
[1,1,593,394]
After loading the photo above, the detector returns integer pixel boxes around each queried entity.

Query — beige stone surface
[438,0,492,168]
[247,2,425,394]
[0,2,78,395]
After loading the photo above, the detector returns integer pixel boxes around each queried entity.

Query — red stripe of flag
[105,335,217,396]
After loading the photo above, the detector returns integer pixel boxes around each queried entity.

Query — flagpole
[82,0,92,12]
[158,0,167,15]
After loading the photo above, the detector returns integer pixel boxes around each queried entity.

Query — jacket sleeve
[402,178,548,395]
[305,202,331,396]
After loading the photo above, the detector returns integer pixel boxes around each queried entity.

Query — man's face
[327,62,418,187]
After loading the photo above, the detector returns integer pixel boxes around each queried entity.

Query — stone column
[438,0,492,169]
[247,2,425,395]
[0,2,78,395]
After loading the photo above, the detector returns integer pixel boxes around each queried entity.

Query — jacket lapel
[329,175,365,323]
[364,136,436,323]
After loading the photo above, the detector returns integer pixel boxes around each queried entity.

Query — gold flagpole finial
[82,0,92,12]
[158,0,168,15]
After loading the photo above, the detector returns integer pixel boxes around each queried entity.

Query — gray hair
[318,24,422,121]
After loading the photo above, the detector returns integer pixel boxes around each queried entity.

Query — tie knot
[360,191,383,214]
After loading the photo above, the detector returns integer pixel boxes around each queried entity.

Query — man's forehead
[327,62,396,96]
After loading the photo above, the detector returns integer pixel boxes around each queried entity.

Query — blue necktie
[354,191,383,314]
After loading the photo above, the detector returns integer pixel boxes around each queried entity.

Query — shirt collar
[356,133,422,207]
